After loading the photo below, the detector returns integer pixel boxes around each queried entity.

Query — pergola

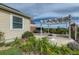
[40,15,77,40]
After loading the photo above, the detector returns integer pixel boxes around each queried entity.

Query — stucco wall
[0,9,30,42]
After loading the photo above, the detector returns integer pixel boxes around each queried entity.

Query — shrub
[11,37,21,47]
[36,37,53,55]
[22,31,34,39]
[12,37,79,55]
[19,37,54,55]
[20,37,37,54]
[72,50,79,55]
[0,32,5,46]
[0,42,5,47]
[0,32,5,42]
[59,45,73,55]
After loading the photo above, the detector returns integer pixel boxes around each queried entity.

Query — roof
[0,3,30,19]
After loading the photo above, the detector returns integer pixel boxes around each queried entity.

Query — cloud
[5,3,79,20]
[5,3,79,28]
[5,3,79,17]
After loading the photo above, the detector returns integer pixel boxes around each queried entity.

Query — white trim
[10,14,24,30]
[22,17,24,30]
[10,14,13,30]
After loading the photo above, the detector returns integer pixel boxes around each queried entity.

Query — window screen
[13,16,23,29]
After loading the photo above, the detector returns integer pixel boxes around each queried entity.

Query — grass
[0,46,79,55]
[0,47,22,55]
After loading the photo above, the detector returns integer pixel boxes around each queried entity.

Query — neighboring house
[30,21,36,32]
[0,4,31,42]
[30,24,36,32]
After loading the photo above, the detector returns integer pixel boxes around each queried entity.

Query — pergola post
[66,23,68,36]
[75,24,77,40]
[47,19,51,35]
[69,21,71,39]
[40,20,43,37]
[48,23,50,35]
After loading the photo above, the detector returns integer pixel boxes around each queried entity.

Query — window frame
[10,14,24,30]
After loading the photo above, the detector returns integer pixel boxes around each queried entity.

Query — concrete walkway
[34,33,76,46]
[49,36,75,46]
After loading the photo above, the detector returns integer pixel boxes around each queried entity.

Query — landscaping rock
[67,41,79,50]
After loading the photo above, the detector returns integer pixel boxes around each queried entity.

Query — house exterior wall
[0,9,30,42]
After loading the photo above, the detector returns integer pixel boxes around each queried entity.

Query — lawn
[0,46,79,55]
[0,47,22,55]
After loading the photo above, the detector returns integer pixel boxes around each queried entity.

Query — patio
[34,15,78,46]
[34,33,75,46]
[48,34,75,46]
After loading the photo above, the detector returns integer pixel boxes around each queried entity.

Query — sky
[5,3,79,28]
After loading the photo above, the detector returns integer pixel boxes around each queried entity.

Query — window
[12,16,23,29]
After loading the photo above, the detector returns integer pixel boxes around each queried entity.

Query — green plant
[11,37,21,47]
[0,32,5,46]
[16,37,74,55]
[11,36,79,55]
[34,37,53,55]
[0,32,5,42]
[59,45,73,55]
[20,37,37,54]
[72,50,79,55]
[0,47,22,55]
[22,31,34,39]
[0,42,5,47]
[18,37,53,55]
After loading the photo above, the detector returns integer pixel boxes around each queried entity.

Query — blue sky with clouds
[5,3,79,28]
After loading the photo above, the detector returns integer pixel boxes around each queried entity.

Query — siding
[0,9,30,42]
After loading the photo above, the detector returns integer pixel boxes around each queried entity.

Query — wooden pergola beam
[40,15,72,39]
